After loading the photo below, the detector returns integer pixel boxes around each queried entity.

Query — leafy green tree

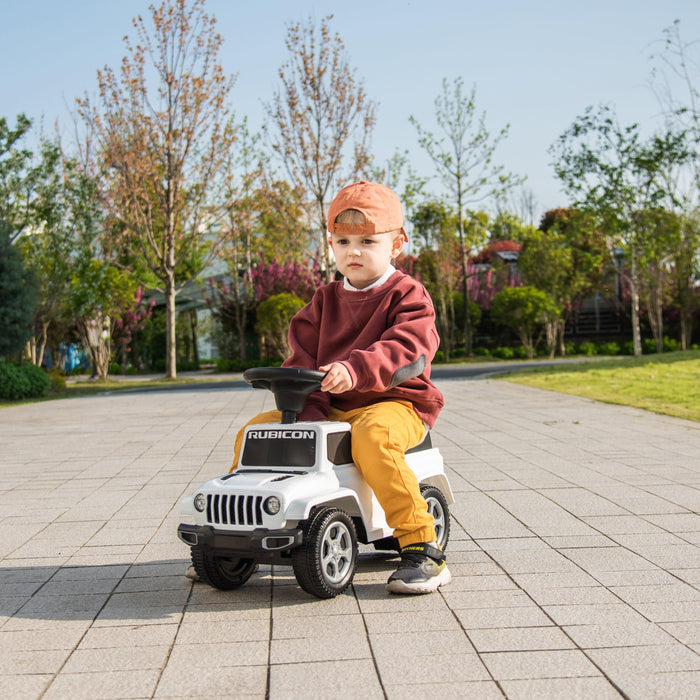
[70,260,139,379]
[411,77,523,355]
[255,293,305,361]
[411,200,460,360]
[672,212,700,349]
[491,286,559,359]
[15,138,74,366]
[635,208,680,352]
[517,229,571,358]
[0,114,35,242]
[265,15,377,282]
[523,209,607,356]
[79,0,237,378]
[0,221,37,356]
[490,210,536,243]
[550,106,687,356]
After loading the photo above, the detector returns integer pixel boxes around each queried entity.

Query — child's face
[329,232,403,289]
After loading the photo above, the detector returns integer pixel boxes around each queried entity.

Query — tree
[0,114,35,242]
[650,20,700,187]
[411,200,461,360]
[531,208,607,355]
[70,260,140,379]
[212,121,311,364]
[672,211,700,348]
[411,77,522,356]
[255,293,305,360]
[0,221,37,356]
[517,229,572,358]
[79,0,237,378]
[16,138,75,367]
[491,286,559,359]
[265,15,377,282]
[550,106,686,356]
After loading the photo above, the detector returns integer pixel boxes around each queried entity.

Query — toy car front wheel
[190,547,257,590]
[421,484,450,551]
[292,507,358,599]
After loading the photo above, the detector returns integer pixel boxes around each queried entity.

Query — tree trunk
[629,253,642,357]
[545,320,557,359]
[165,272,177,378]
[190,310,199,367]
[457,205,472,357]
[680,313,692,351]
[557,318,566,356]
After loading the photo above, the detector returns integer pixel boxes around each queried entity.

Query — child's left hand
[319,362,353,393]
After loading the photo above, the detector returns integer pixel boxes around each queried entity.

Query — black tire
[190,547,257,590]
[292,507,358,598]
[421,484,450,551]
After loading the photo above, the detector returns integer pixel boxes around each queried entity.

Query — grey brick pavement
[0,378,698,699]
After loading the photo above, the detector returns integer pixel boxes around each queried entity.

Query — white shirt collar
[343,265,397,292]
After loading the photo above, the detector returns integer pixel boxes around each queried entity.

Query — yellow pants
[230,400,436,547]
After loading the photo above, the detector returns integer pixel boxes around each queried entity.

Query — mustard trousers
[230,400,436,547]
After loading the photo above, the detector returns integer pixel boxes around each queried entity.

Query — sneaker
[386,542,451,594]
[184,565,201,582]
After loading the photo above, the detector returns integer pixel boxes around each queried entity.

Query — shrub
[48,369,66,392]
[473,347,491,357]
[595,341,620,356]
[642,338,657,354]
[663,337,681,352]
[578,342,596,356]
[492,346,514,359]
[0,363,51,400]
[109,362,122,375]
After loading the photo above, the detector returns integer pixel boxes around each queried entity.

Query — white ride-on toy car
[178,367,453,598]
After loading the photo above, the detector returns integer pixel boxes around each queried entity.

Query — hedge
[0,362,51,400]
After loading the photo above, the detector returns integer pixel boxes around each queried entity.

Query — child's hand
[319,362,353,394]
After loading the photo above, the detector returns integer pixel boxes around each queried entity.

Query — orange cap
[327,181,408,241]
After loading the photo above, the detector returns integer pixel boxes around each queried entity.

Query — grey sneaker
[386,542,451,594]
[184,565,201,582]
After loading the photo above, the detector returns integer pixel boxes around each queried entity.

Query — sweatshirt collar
[343,265,397,292]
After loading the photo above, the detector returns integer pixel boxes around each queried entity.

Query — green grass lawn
[498,350,700,422]
[4,351,700,424]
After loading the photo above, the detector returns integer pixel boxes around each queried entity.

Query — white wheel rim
[321,522,353,584]
[427,497,446,547]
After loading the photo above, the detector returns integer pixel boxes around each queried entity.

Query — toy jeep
[177,367,453,598]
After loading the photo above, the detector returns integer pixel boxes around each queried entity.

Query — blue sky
[2,0,699,223]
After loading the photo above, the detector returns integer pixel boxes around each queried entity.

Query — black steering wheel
[243,367,326,424]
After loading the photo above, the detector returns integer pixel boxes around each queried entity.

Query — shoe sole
[385,565,452,595]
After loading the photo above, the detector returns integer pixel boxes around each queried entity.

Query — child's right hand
[319,362,353,394]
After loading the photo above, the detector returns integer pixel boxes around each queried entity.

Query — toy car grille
[206,493,263,526]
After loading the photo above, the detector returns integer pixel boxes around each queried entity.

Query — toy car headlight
[263,496,281,515]
[193,493,207,512]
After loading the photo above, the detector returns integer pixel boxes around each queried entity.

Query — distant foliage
[0,223,37,356]
[0,362,51,400]
[255,293,306,360]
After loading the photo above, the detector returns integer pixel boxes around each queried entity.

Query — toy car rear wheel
[190,547,257,590]
[421,484,450,551]
[293,507,358,599]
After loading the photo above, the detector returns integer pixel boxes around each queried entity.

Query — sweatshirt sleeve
[341,283,440,393]
[282,294,330,421]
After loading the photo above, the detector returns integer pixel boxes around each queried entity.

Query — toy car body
[177,368,453,598]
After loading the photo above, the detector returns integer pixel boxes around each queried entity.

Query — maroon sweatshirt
[283,270,444,427]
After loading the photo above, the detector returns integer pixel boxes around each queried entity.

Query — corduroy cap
[327,181,408,241]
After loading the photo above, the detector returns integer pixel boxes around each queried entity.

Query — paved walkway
[1,379,699,699]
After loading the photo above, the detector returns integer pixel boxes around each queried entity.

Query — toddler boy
[234,181,450,594]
